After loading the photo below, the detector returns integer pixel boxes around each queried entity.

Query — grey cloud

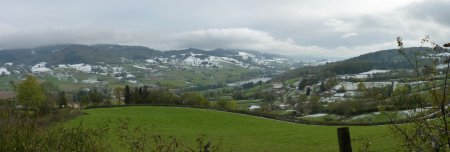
[163,28,395,58]
[0,0,448,58]
[403,0,450,26]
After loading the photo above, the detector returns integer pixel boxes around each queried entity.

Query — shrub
[215,100,237,110]
[327,100,377,116]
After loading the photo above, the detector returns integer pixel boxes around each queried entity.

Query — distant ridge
[275,47,432,81]
[0,44,284,65]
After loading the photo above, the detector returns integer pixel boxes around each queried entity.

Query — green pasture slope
[66,106,398,151]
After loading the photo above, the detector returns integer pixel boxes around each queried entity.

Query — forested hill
[0,44,284,66]
[275,47,431,81]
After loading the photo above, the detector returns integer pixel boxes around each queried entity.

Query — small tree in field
[16,75,46,112]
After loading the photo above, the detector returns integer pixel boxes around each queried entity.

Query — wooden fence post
[337,127,352,152]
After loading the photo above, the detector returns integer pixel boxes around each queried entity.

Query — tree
[337,85,346,93]
[138,87,144,103]
[296,100,323,115]
[16,75,46,111]
[262,91,276,104]
[124,85,131,104]
[328,100,353,116]
[324,78,338,91]
[231,91,244,100]
[298,94,308,103]
[39,81,59,114]
[58,91,68,108]
[225,100,237,109]
[390,85,422,109]
[88,88,103,104]
[216,99,227,108]
[256,80,263,86]
[357,81,366,93]
[356,81,367,98]
[305,87,312,96]
[298,79,308,90]
[114,87,124,104]
[286,96,295,106]
[310,95,321,102]
[319,81,326,92]
[131,87,140,103]
[215,99,236,109]
[181,93,208,106]
[242,82,255,89]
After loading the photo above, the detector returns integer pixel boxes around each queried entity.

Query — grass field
[300,111,408,123]
[66,106,399,152]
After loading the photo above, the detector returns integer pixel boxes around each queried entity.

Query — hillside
[66,106,397,152]
[0,44,288,66]
[0,44,305,90]
[276,47,431,81]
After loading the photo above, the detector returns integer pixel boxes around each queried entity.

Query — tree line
[123,85,208,106]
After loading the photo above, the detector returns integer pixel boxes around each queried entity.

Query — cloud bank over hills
[0,0,448,58]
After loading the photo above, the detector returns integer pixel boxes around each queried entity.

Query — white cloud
[342,33,358,38]
[166,28,312,55]
[323,19,356,32]
[0,25,438,58]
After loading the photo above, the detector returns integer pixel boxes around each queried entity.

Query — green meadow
[67,106,399,152]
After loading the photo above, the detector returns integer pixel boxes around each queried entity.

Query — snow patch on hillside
[190,52,203,56]
[303,113,328,118]
[238,52,256,60]
[81,77,99,84]
[93,65,108,72]
[111,67,124,74]
[338,69,390,79]
[32,62,53,73]
[146,59,156,63]
[358,69,389,75]
[133,65,150,70]
[183,56,248,67]
[0,67,11,75]
[58,63,92,73]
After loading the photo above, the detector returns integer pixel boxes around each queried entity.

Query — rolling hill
[0,44,288,66]
[275,47,432,81]
[0,44,301,90]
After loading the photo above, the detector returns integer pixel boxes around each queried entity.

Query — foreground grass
[66,106,398,151]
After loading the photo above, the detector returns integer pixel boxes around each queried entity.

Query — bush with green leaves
[215,99,237,110]
[0,111,221,152]
[389,36,450,151]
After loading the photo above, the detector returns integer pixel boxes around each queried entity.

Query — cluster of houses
[320,81,396,102]
[247,69,419,111]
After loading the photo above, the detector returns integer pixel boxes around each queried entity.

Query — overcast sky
[0,0,449,58]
